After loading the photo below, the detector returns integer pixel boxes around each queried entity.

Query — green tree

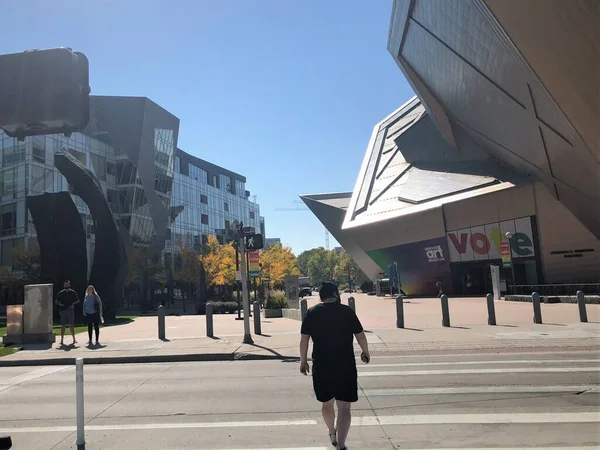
[296,248,320,277]
[334,250,368,289]
[306,248,338,286]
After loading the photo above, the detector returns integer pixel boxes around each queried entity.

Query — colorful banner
[500,242,512,268]
[446,216,535,263]
[248,250,260,278]
[367,236,453,296]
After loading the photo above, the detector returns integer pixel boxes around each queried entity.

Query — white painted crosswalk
[1,355,598,449]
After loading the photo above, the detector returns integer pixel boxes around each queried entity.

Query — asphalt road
[0,351,599,449]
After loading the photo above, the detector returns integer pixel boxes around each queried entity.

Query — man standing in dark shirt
[300,281,370,450]
[55,280,80,346]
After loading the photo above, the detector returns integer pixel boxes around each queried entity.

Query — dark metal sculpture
[26,192,88,305]
[54,151,127,319]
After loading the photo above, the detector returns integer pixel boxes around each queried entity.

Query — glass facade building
[0,95,262,274]
[170,150,261,251]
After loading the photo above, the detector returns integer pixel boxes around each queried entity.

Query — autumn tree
[199,235,236,287]
[173,242,202,287]
[260,242,300,288]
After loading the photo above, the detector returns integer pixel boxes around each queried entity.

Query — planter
[264,308,283,318]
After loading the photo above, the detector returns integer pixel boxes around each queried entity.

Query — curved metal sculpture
[54,151,127,319]
[26,192,88,305]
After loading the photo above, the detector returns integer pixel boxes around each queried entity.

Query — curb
[0,352,300,367]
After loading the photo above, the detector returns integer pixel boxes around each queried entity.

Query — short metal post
[75,357,85,449]
[300,299,308,321]
[486,293,496,326]
[441,294,450,327]
[396,295,404,329]
[158,305,165,340]
[0,435,12,449]
[206,303,214,338]
[253,301,261,335]
[532,292,542,324]
[577,290,588,323]
[348,296,356,313]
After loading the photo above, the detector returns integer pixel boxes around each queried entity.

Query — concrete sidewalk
[1,294,598,366]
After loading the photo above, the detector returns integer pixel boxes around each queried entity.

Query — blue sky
[2,1,414,254]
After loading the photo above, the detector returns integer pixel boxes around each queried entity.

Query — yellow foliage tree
[200,235,236,286]
[260,242,300,287]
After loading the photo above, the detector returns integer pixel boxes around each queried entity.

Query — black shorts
[312,362,358,403]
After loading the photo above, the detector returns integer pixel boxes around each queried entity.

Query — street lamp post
[505,231,516,295]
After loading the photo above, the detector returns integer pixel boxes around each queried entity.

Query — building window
[175,156,181,174]
[224,202,229,212]
[32,145,45,164]
[201,214,209,225]
[249,211,255,219]
[225,219,230,230]
[217,235,224,244]
[1,203,16,236]
[202,234,208,245]
[200,194,208,204]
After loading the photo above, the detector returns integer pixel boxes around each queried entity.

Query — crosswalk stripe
[362,385,599,396]
[2,412,599,434]
[358,359,597,368]
[359,367,600,376]
[410,447,598,450]
[354,412,600,426]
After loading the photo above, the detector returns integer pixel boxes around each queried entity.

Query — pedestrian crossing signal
[245,233,263,251]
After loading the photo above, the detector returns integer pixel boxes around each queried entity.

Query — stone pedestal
[2,284,55,345]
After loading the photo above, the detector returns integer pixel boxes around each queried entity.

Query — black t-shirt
[300,302,363,366]
[56,289,79,311]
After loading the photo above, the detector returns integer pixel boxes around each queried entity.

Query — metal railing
[511,283,600,296]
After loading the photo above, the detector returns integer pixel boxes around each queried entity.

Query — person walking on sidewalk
[55,280,80,346]
[83,285,104,346]
[299,281,370,450]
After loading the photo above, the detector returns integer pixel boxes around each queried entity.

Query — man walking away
[299,281,370,450]
[55,280,80,346]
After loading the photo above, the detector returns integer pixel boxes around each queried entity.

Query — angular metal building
[303,1,599,297]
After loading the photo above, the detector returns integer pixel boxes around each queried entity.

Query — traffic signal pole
[239,232,253,344]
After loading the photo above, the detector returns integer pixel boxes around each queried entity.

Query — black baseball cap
[319,281,340,301]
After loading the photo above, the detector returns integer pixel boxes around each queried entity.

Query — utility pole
[238,223,253,344]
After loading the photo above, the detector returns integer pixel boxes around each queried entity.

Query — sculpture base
[2,333,55,346]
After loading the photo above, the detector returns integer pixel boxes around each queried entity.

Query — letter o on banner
[470,233,490,255]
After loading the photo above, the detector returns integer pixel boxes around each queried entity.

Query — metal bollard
[440,294,450,327]
[206,303,214,338]
[0,435,12,449]
[158,305,166,340]
[348,296,356,313]
[577,290,588,323]
[76,358,85,449]
[396,295,404,329]
[486,293,496,326]
[532,292,543,324]
[300,299,308,321]
[253,301,261,335]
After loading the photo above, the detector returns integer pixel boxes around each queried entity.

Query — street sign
[248,250,260,278]
[245,233,264,251]
[242,226,255,234]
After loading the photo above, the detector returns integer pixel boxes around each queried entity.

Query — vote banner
[248,251,260,278]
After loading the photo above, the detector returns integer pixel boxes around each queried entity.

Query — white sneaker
[329,430,337,447]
